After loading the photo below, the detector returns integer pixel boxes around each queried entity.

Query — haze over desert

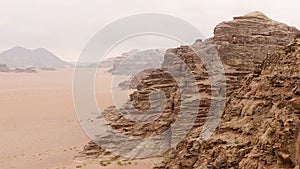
[1,1,300,168]
[0,68,156,169]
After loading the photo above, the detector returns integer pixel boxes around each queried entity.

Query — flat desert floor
[0,68,158,169]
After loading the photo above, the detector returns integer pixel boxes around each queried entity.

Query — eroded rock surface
[76,12,300,167]
[158,34,300,169]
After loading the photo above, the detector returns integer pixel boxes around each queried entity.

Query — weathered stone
[157,11,300,169]
[161,35,300,169]
[78,12,300,168]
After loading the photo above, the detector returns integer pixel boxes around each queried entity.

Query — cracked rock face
[213,11,299,96]
[157,33,300,169]
[153,12,300,169]
[76,12,300,167]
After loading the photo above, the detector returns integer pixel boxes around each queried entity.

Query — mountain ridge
[0,46,68,68]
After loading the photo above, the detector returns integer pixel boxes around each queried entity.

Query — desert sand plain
[0,68,157,169]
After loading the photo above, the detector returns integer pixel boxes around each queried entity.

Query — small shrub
[117,161,123,166]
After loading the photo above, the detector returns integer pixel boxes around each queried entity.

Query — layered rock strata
[76,12,299,165]
[158,34,300,169]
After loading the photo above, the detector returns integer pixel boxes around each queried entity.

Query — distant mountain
[0,46,68,68]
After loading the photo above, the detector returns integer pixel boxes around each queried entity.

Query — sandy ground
[0,68,158,169]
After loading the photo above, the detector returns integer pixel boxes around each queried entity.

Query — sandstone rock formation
[158,34,300,169]
[108,49,165,75]
[107,56,127,73]
[214,11,298,95]
[76,12,300,167]
[98,57,118,68]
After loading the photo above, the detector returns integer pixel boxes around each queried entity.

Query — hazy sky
[0,0,299,61]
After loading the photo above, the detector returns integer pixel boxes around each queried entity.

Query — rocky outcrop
[108,49,165,75]
[14,67,37,73]
[118,69,158,90]
[40,67,56,71]
[0,64,9,72]
[99,57,118,68]
[77,12,300,166]
[0,64,37,73]
[214,11,299,95]
[158,34,300,169]
[75,141,119,162]
[107,56,127,73]
[128,11,299,146]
